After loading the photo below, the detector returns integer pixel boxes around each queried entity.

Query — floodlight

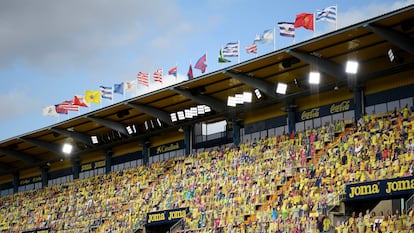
[388,49,395,62]
[150,120,155,129]
[197,105,205,115]
[91,136,99,144]
[243,92,252,103]
[309,72,320,84]
[276,83,287,95]
[227,96,237,107]
[156,118,162,127]
[204,106,211,113]
[144,121,149,130]
[254,89,262,99]
[126,125,134,135]
[62,143,73,154]
[177,111,185,120]
[235,94,244,104]
[185,109,192,119]
[190,107,198,117]
[345,60,359,74]
[170,113,177,122]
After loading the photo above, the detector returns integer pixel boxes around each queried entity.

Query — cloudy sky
[0,0,413,141]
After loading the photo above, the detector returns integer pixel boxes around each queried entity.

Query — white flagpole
[273,27,276,51]
[313,13,316,37]
[175,63,178,83]
[335,4,338,31]
[238,40,241,63]
[205,51,208,74]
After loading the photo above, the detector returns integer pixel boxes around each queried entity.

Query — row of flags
[217,5,338,62]
[43,5,338,118]
[42,55,209,117]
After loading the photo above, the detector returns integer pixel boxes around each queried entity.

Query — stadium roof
[1,5,414,177]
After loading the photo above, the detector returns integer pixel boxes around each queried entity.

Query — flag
[100,85,113,100]
[278,22,295,37]
[42,106,58,117]
[125,80,137,94]
[85,90,101,104]
[153,68,163,83]
[114,83,124,95]
[316,6,337,23]
[137,72,149,86]
[187,64,194,79]
[245,44,257,54]
[222,42,239,57]
[218,49,231,63]
[57,100,79,111]
[194,54,207,73]
[294,13,314,30]
[254,29,274,44]
[73,95,88,107]
[55,104,68,114]
[168,66,177,77]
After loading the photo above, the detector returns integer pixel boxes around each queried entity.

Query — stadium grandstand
[1,4,414,233]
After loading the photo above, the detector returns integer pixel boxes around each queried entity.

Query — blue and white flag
[100,85,113,100]
[278,22,295,37]
[316,5,337,23]
[114,83,124,95]
[222,42,239,57]
[254,29,274,44]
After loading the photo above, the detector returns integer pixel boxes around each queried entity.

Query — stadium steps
[245,129,347,225]
[93,161,176,233]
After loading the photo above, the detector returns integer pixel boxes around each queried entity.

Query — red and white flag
[137,72,149,86]
[153,68,163,83]
[245,44,257,54]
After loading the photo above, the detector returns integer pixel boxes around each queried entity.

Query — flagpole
[313,13,316,37]
[205,51,208,73]
[273,27,276,51]
[175,63,178,83]
[238,41,241,63]
[335,4,338,30]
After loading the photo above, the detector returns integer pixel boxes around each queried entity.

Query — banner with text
[146,207,189,226]
[296,99,354,122]
[150,140,184,156]
[345,176,414,201]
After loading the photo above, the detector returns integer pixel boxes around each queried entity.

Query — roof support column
[142,141,149,166]
[105,150,112,174]
[183,125,192,156]
[287,104,297,136]
[232,119,241,147]
[353,86,365,123]
[41,166,48,188]
[12,172,19,194]
[72,158,80,180]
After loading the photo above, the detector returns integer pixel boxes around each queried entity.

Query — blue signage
[345,176,414,201]
[146,207,189,226]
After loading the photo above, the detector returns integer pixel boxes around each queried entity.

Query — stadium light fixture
[345,60,359,74]
[227,96,237,107]
[90,136,99,144]
[62,143,73,154]
[170,113,177,122]
[156,118,162,127]
[243,92,252,103]
[276,82,287,95]
[177,111,185,120]
[308,72,320,84]
[197,105,205,115]
[204,105,211,113]
[254,89,262,99]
